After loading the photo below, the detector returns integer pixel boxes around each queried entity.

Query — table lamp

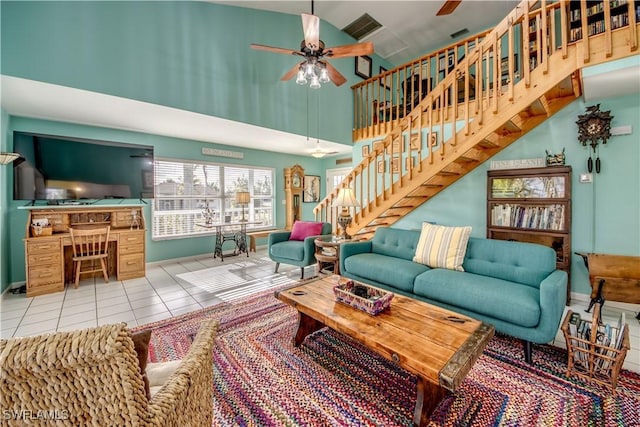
[332,188,360,239]
[236,191,251,222]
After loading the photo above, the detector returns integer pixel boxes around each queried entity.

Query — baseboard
[570,291,640,312]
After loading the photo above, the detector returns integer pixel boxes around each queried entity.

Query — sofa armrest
[339,240,372,274]
[537,270,568,341]
[268,231,291,246]
[147,320,218,426]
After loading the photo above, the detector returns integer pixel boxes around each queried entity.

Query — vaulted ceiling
[212,0,518,65]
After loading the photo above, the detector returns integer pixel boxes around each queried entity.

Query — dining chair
[69,226,111,288]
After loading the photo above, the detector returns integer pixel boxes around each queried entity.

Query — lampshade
[236,191,251,204]
[332,188,360,208]
[0,152,20,165]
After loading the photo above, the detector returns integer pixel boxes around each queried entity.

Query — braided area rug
[137,290,640,426]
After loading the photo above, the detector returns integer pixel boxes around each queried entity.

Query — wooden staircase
[314,0,639,239]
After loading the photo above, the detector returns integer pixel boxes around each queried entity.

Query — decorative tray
[333,279,393,316]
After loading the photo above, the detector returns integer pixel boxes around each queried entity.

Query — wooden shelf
[487,166,572,304]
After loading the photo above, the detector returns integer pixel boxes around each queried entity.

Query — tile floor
[1,247,638,373]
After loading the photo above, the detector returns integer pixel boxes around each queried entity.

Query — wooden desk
[22,205,146,297]
[576,252,640,318]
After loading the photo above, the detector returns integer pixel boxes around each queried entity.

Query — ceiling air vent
[342,13,382,40]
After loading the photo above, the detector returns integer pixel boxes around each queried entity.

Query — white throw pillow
[146,359,182,395]
[413,223,472,271]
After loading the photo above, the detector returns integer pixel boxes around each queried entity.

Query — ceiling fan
[250,0,373,87]
[436,0,463,16]
[310,139,338,158]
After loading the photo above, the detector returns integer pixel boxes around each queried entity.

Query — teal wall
[395,93,640,296]
[4,116,333,287]
[1,110,10,291]
[1,1,391,145]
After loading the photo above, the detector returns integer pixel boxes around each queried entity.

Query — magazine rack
[561,303,630,392]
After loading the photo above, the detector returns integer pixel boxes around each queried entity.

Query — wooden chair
[70,226,110,288]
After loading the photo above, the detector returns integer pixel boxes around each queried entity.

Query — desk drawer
[119,253,145,274]
[27,238,61,254]
[119,231,145,245]
[120,244,144,255]
[28,252,62,265]
[28,264,64,288]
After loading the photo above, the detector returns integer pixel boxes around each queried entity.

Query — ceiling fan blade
[322,61,347,86]
[325,41,374,59]
[250,44,302,56]
[436,0,462,16]
[302,13,320,51]
[281,62,303,81]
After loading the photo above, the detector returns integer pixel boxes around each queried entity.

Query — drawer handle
[127,261,136,265]
[40,256,52,261]
[39,273,53,278]
[127,237,137,241]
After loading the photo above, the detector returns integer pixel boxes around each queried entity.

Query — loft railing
[351,0,638,142]
[316,0,638,230]
[352,29,491,141]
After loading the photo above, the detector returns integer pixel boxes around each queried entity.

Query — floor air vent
[342,13,382,40]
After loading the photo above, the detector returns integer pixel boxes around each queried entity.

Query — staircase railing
[316,0,638,233]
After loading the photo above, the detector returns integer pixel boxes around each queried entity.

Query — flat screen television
[13,132,154,202]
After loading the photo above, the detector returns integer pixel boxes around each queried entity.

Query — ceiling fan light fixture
[311,151,326,158]
[296,68,307,85]
[309,74,321,89]
[318,65,330,83]
[304,61,316,79]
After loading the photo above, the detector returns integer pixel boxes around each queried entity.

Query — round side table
[314,236,343,275]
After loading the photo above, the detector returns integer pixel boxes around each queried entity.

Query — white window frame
[151,157,275,240]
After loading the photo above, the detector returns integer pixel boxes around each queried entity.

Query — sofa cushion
[344,253,430,292]
[462,238,556,288]
[370,227,421,261]
[289,221,323,241]
[413,268,541,328]
[146,359,182,398]
[413,223,472,271]
[270,240,304,261]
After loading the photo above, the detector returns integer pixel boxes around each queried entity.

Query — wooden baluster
[580,0,589,63]
[629,0,638,51]
[541,0,549,74]
[560,0,569,58]
[477,46,484,126]
[493,35,499,114]
[439,90,445,158]
[549,4,556,56]
[604,0,612,58]
[508,22,515,101]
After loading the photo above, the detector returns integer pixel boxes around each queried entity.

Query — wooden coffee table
[275,275,494,427]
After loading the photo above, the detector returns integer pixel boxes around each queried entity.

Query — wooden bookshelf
[487,166,572,304]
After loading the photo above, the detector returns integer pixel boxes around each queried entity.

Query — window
[152,158,274,239]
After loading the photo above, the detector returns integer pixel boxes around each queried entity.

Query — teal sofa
[339,227,568,364]
[268,223,332,279]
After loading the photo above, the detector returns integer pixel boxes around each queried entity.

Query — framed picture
[303,175,320,203]
[373,140,385,153]
[428,132,438,149]
[142,171,153,189]
[391,157,400,174]
[379,66,392,90]
[362,144,370,157]
[409,134,420,150]
[386,139,401,155]
[377,160,385,173]
[355,55,372,79]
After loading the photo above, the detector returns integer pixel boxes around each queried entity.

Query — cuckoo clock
[576,104,613,173]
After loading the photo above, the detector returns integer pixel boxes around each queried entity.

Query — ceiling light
[296,68,307,85]
[0,152,20,165]
[311,150,327,158]
[318,65,330,83]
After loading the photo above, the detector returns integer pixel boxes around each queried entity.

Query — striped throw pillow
[413,223,472,271]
